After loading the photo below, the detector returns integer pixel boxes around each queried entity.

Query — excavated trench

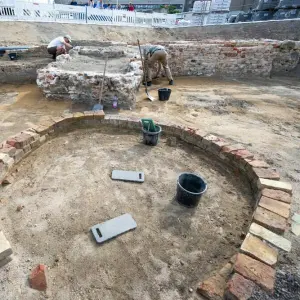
[0,38,300,300]
[0,127,252,300]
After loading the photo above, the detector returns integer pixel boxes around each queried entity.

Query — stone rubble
[37,44,142,109]
[36,39,300,110]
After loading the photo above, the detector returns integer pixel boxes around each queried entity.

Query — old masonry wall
[35,40,300,109]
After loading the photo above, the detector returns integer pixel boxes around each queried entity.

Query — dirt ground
[60,55,130,74]
[0,128,252,300]
[0,76,300,299]
[0,20,300,46]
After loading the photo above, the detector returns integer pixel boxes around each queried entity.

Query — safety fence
[0,1,187,27]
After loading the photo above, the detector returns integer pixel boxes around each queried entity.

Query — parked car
[226,10,243,23]
[235,12,253,22]
[252,10,274,21]
[273,8,300,19]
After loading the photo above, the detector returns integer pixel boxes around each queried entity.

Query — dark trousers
[47,46,57,59]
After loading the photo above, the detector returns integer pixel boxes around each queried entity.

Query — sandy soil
[60,55,130,74]
[0,128,252,300]
[0,20,300,46]
[0,76,299,299]
[0,22,176,46]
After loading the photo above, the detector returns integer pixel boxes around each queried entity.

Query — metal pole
[85,5,87,23]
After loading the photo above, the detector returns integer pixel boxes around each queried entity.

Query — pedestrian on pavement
[128,2,135,11]
[96,0,102,8]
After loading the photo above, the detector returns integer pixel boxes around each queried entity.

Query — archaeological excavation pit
[37,43,142,110]
[33,39,300,112]
[0,35,297,300]
[0,125,253,300]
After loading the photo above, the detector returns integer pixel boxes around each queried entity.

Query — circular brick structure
[0,111,293,300]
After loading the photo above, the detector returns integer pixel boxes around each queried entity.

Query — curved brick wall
[0,111,293,299]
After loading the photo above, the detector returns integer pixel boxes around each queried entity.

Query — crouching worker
[47,35,72,60]
[143,45,174,86]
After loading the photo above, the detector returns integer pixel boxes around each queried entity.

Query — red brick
[51,115,74,130]
[253,207,287,234]
[32,125,50,135]
[13,149,24,164]
[33,119,56,134]
[231,149,254,159]
[198,260,234,299]
[7,133,34,149]
[0,144,17,157]
[234,253,275,293]
[29,264,47,291]
[50,116,65,124]
[221,144,245,153]
[257,178,292,195]
[259,196,290,219]
[30,139,41,150]
[261,188,291,204]
[94,110,105,119]
[240,233,278,266]
[220,144,246,161]
[203,135,231,154]
[23,144,31,154]
[61,113,74,120]
[73,112,85,119]
[212,139,230,149]
[225,273,255,300]
[245,159,270,168]
[197,274,225,300]
[37,118,56,128]
[22,129,40,141]
[253,168,280,180]
[83,111,95,120]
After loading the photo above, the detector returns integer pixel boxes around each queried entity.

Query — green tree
[167,5,179,14]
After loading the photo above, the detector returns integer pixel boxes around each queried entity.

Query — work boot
[143,81,152,87]
[169,80,174,85]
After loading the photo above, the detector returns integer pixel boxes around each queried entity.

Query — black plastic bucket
[176,173,207,208]
[158,88,171,101]
[142,125,162,146]
[8,53,17,61]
